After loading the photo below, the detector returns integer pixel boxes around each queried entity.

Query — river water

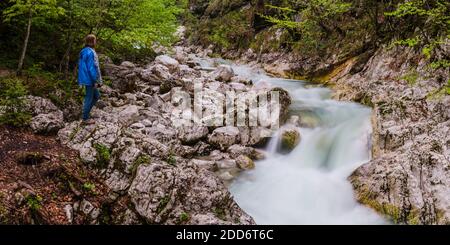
[197,57,386,225]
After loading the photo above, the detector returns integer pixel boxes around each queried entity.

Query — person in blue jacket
[78,34,103,125]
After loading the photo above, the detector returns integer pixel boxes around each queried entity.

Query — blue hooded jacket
[78,47,102,86]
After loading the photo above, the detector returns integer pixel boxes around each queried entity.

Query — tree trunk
[17,9,33,75]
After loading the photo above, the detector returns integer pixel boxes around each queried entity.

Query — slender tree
[2,0,64,74]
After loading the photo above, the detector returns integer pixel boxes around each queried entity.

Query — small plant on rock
[157,196,170,214]
[94,143,111,168]
[179,212,190,223]
[131,154,151,176]
[166,153,177,166]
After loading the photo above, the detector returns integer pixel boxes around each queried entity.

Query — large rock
[118,105,140,124]
[208,126,240,149]
[155,55,179,73]
[178,126,209,145]
[128,162,255,224]
[239,127,272,147]
[24,96,60,115]
[227,144,265,160]
[103,63,138,93]
[30,111,64,134]
[140,64,171,85]
[24,96,65,134]
[235,155,255,170]
[278,127,301,154]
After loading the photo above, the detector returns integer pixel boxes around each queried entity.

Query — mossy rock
[279,129,301,154]
[236,155,255,170]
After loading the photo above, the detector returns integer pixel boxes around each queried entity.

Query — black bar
[0,225,449,244]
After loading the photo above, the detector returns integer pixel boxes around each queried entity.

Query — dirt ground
[0,126,108,224]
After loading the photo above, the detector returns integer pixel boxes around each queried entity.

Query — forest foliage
[186,0,449,69]
[0,0,185,73]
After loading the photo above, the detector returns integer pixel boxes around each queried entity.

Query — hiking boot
[81,119,96,125]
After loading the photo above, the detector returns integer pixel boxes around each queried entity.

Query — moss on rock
[279,129,300,154]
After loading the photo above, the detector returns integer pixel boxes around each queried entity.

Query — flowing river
[197,57,387,225]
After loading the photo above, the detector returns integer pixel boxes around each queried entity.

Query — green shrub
[93,143,111,168]
[23,64,83,107]
[0,78,31,127]
[82,182,96,192]
[25,194,43,211]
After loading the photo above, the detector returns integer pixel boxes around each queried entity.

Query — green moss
[197,8,253,52]
[360,95,374,107]
[157,196,170,214]
[400,70,420,86]
[213,207,226,221]
[94,143,111,168]
[357,188,402,224]
[426,87,448,101]
[179,212,190,223]
[166,153,177,166]
[407,209,421,225]
[280,130,300,154]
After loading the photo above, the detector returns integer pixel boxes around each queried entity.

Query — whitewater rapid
[229,62,386,225]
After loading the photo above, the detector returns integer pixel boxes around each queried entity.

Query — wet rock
[263,61,291,77]
[227,144,265,160]
[278,128,301,154]
[329,46,450,224]
[239,127,272,147]
[211,65,234,82]
[235,155,255,170]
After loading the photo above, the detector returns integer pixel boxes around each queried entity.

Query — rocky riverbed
[13,43,295,224]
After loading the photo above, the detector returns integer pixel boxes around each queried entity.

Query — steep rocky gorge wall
[328,45,450,225]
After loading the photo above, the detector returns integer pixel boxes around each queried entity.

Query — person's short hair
[85,34,97,47]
